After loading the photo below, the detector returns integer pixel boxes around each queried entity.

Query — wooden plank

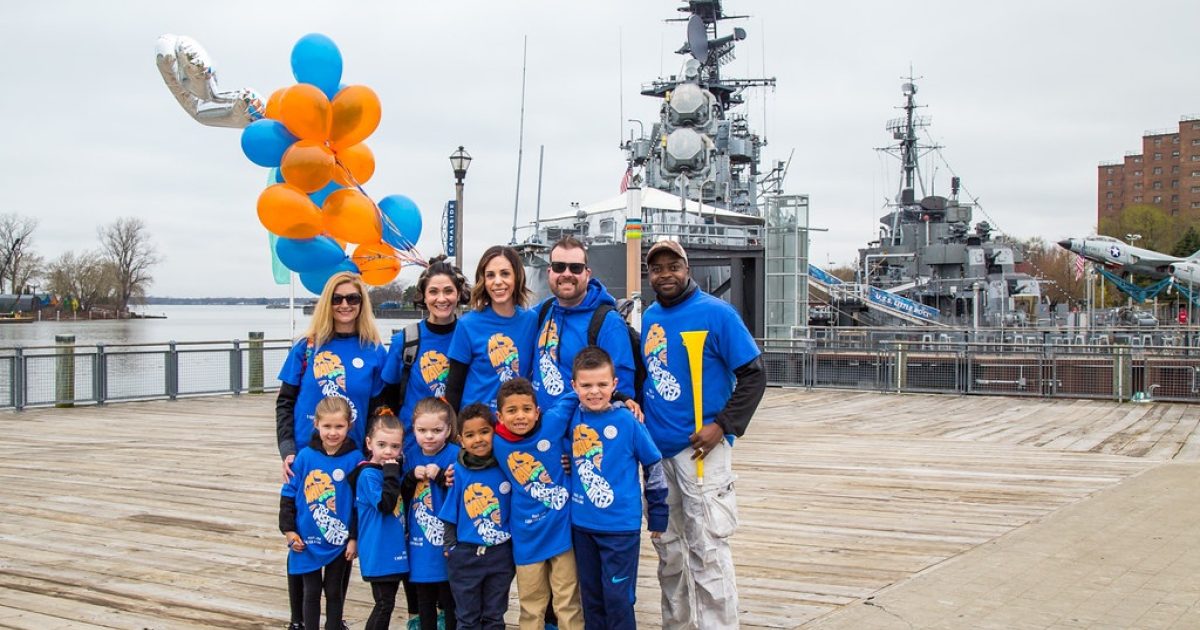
[0,391,1195,628]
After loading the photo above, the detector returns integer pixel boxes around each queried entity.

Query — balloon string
[332,155,426,269]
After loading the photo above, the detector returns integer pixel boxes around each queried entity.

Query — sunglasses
[549,262,587,274]
[331,293,363,306]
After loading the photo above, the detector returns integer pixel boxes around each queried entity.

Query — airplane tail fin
[1189,249,1200,261]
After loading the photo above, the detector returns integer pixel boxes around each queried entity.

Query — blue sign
[867,287,940,321]
[444,200,457,257]
[808,264,843,286]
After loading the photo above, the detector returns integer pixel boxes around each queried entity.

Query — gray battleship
[516,0,786,337]
[812,80,1046,328]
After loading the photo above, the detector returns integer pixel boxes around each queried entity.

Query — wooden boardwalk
[0,390,1197,629]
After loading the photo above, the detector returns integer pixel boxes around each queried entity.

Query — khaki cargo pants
[652,439,739,629]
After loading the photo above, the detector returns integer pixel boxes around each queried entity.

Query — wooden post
[248,332,264,394]
[55,334,75,408]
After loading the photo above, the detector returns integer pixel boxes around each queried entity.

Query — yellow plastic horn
[680,330,709,485]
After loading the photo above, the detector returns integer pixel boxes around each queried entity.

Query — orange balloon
[257,184,322,238]
[323,233,348,251]
[264,87,288,120]
[352,242,401,286]
[330,85,382,151]
[280,141,335,192]
[332,143,376,187]
[322,189,383,245]
[280,84,332,141]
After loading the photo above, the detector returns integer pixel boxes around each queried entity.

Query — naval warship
[515,0,783,338]
[811,80,1047,328]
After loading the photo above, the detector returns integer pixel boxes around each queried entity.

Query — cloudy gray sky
[2,0,1198,297]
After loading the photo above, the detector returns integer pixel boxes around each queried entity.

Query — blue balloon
[268,167,284,185]
[308,180,344,208]
[299,259,359,295]
[275,235,347,273]
[240,119,298,167]
[291,34,343,99]
[379,194,423,249]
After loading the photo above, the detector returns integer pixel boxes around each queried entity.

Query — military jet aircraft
[1056,236,1187,279]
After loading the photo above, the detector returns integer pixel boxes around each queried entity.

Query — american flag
[619,166,632,193]
[1073,254,1086,281]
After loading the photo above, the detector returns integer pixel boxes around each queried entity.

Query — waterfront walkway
[1,390,1199,628]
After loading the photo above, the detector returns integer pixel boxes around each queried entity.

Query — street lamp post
[449,146,472,271]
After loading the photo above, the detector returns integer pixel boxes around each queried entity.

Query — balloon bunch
[238,34,425,294]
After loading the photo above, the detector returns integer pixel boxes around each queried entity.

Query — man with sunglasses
[532,237,638,410]
[640,239,766,630]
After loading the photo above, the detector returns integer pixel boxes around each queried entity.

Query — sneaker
[287,624,304,630]
[436,611,446,630]
[406,617,421,630]
[545,625,559,630]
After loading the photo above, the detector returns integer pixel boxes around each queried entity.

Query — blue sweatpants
[447,541,515,630]
[572,527,640,630]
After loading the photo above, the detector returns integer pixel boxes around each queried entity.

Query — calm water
[0,305,418,347]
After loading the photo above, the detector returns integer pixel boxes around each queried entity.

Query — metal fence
[762,335,1200,403]
[8,329,1200,411]
[0,337,294,410]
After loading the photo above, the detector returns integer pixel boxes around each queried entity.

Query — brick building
[1098,115,1200,225]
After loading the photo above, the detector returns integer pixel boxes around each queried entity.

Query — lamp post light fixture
[449,146,472,271]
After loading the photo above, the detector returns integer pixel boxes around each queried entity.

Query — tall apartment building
[1098,115,1200,225]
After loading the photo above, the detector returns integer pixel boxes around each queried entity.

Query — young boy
[438,403,516,630]
[569,346,667,630]
[491,378,583,630]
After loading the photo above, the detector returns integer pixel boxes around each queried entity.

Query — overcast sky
[2,0,1198,297]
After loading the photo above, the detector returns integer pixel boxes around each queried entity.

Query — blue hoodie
[533,279,636,409]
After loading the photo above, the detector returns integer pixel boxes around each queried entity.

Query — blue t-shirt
[447,306,537,410]
[381,321,455,458]
[438,459,513,547]
[354,464,410,578]
[532,279,637,409]
[570,405,662,532]
[281,445,362,574]
[279,335,387,451]
[640,290,762,458]
[491,395,577,565]
[405,443,460,583]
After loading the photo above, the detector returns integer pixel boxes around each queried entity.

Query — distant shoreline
[141,297,316,306]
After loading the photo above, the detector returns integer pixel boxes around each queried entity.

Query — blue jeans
[447,541,515,630]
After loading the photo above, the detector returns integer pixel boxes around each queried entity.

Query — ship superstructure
[517,0,785,337]
[818,80,1045,327]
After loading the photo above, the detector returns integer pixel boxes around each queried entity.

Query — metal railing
[762,335,1200,403]
[0,335,293,410]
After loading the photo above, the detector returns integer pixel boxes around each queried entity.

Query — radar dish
[687,15,709,61]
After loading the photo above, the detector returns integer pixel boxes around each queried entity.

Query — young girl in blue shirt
[402,398,460,630]
[280,396,362,630]
[352,409,410,630]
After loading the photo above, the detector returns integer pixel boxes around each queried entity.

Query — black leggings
[288,572,304,623]
[366,580,400,630]
[414,581,456,630]
[301,555,350,630]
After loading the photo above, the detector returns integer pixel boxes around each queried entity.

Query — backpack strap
[397,322,422,397]
[536,298,555,331]
[587,304,616,347]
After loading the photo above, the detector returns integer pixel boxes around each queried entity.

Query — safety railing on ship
[761,336,1200,403]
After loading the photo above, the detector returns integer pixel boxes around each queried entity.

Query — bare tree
[12,251,44,295]
[0,214,37,294]
[98,218,161,315]
[46,250,114,311]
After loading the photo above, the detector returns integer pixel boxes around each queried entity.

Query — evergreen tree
[1171,226,1200,258]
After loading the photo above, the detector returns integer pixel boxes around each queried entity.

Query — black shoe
[342,623,350,630]
[287,624,303,630]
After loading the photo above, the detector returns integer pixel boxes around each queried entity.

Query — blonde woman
[274,271,386,629]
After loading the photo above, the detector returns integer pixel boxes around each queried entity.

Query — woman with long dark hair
[444,245,537,411]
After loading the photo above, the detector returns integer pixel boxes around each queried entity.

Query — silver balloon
[155,34,264,129]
